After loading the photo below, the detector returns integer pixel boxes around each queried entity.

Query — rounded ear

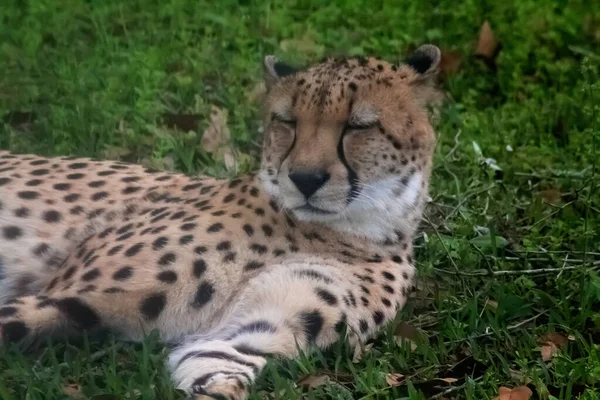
[263,55,298,89]
[404,44,441,75]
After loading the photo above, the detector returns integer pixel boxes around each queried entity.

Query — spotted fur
[0,45,440,399]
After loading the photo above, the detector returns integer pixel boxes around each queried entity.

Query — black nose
[288,170,330,198]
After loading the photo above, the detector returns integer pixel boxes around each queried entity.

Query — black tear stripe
[176,350,260,371]
[338,127,361,202]
[55,297,100,329]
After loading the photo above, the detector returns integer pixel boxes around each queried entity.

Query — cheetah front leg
[168,260,410,399]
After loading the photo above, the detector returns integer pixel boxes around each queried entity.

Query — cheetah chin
[0,44,441,399]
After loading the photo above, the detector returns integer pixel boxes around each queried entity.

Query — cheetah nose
[288,170,330,198]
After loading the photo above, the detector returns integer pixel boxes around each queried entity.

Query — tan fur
[0,46,440,399]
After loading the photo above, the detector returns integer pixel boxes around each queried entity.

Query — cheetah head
[259,45,441,240]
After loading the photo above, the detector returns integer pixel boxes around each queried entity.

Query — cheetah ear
[264,55,298,89]
[404,44,441,77]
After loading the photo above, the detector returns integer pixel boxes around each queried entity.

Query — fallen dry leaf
[201,106,230,153]
[62,382,84,399]
[539,189,562,204]
[540,332,569,361]
[437,377,458,383]
[200,105,238,171]
[494,386,532,400]
[385,373,405,387]
[439,50,462,76]
[298,374,329,388]
[475,21,500,61]
[394,321,424,351]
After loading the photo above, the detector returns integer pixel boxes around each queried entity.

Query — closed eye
[271,113,297,128]
[346,121,377,130]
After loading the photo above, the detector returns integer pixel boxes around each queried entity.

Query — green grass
[1,0,600,399]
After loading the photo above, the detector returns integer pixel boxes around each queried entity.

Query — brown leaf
[540,332,569,361]
[162,113,201,133]
[475,21,500,61]
[385,373,405,387]
[494,386,532,400]
[437,377,458,383]
[539,189,562,204]
[62,382,84,399]
[439,50,462,77]
[298,374,329,388]
[394,321,424,351]
[201,106,230,153]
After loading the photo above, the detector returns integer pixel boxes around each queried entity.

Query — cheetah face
[259,46,441,234]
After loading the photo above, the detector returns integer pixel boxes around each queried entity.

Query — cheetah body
[0,45,441,399]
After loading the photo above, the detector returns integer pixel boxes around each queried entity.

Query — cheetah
[0,45,441,399]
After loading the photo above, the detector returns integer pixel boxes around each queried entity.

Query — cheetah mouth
[294,204,336,215]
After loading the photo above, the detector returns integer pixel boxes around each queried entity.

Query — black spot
[30,168,49,176]
[194,246,207,255]
[68,162,88,169]
[55,297,100,329]
[361,297,369,306]
[113,266,134,281]
[104,287,125,294]
[116,223,134,234]
[223,193,235,203]
[81,268,101,281]
[53,183,71,191]
[33,243,50,257]
[254,208,265,216]
[63,265,77,280]
[316,288,338,306]
[43,210,62,223]
[88,180,105,188]
[382,271,395,281]
[158,252,176,266]
[30,159,49,165]
[228,178,242,188]
[37,298,56,309]
[242,224,254,236]
[157,270,178,283]
[273,248,286,256]
[249,187,259,197]
[2,321,29,343]
[91,191,109,201]
[207,223,223,233]
[123,186,142,194]
[348,82,357,91]
[152,236,168,251]
[116,232,134,241]
[216,241,231,251]
[70,205,84,215]
[125,243,145,257]
[300,310,323,342]
[359,319,368,333]
[66,173,85,180]
[121,176,140,183]
[25,179,42,186]
[261,224,273,237]
[402,271,410,280]
[179,235,194,245]
[3,226,22,240]
[373,311,385,325]
[244,261,264,271]
[223,252,236,262]
[193,282,215,308]
[18,191,39,200]
[181,223,197,231]
[392,255,403,264]
[183,182,203,191]
[335,314,347,334]
[0,307,17,317]
[382,298,392,307]
[64,193,80,202]
[0,177,11,186]
[383,285,395,294]
[193,259,207,278]
[140,293,167,320]
[14,207,29,218]
[250,244,267,254]
[170,211,186,220]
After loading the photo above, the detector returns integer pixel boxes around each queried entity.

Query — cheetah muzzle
[0,45,441,399]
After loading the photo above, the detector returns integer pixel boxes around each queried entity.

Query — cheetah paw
[192,375,249,400]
